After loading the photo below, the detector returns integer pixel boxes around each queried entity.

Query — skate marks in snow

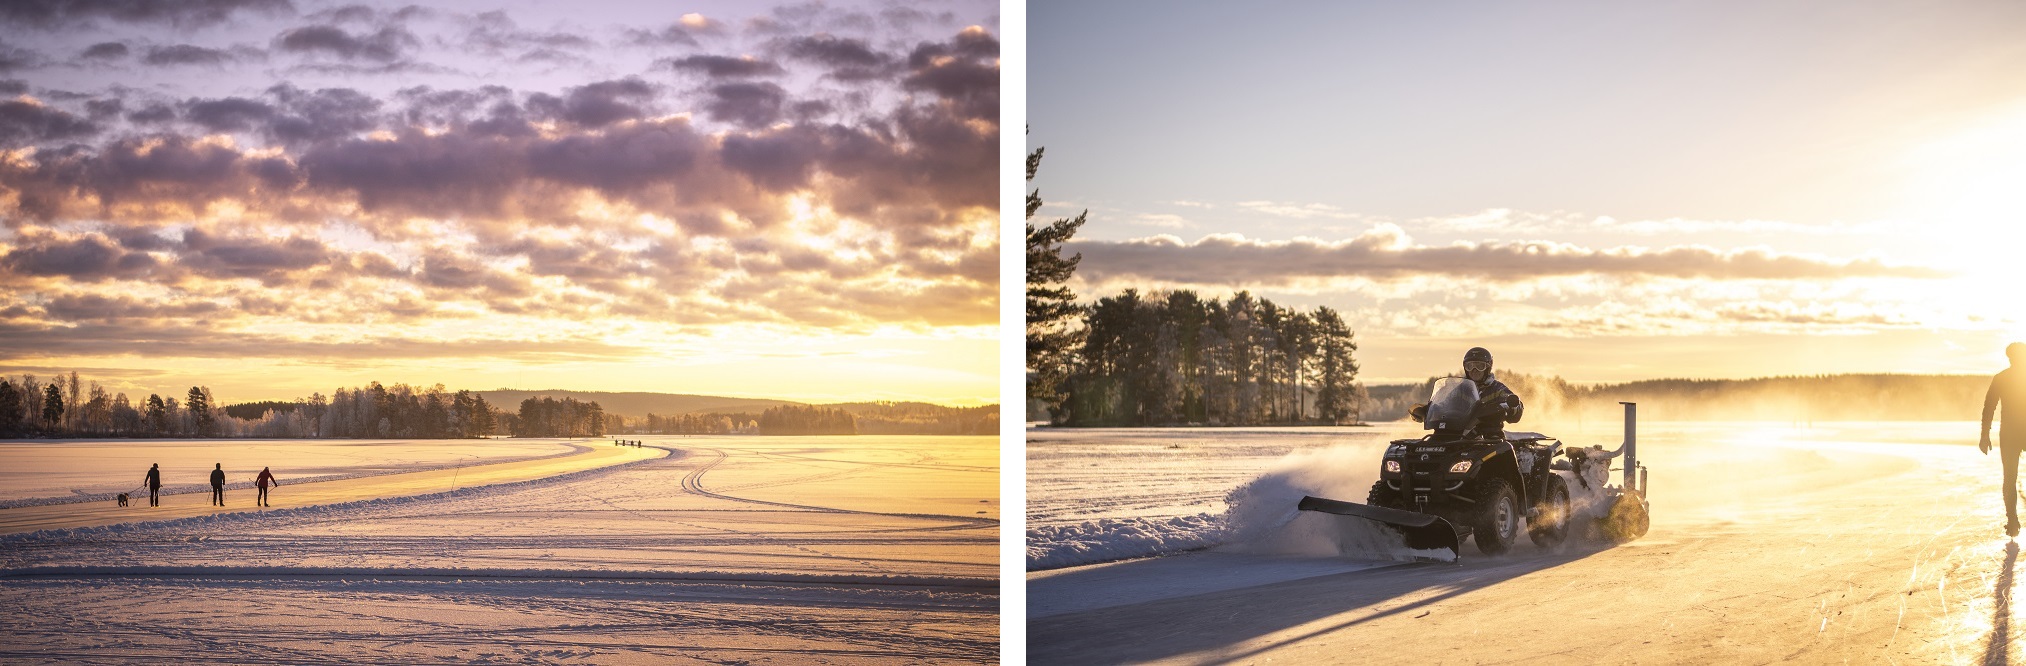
[0,436,999,663]
[0,575,996,665]
[1028,551,1404,619]
[1030,543,1617,664]
[1031,423,2026,664]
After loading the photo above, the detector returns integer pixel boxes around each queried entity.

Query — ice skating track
[0,442,663,535]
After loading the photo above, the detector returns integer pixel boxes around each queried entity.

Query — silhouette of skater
[1982,342,2026,537]
[142,463,161,507]
[255,467,278,507]
[209,463,226,506]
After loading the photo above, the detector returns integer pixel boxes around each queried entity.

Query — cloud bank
[1068,225,1941,284]
[0,0,1000,375]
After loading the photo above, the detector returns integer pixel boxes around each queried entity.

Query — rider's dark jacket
[1473,373,1524,438]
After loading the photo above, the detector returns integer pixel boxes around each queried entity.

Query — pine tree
[187,386,214,437]
[1026,144,1088,421]
[145,394,168,435]
[0,380,22,435]
[1313,307,1361,424]
[42,383,65,432]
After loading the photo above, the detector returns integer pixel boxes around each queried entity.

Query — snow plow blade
[1298,495,1461,555]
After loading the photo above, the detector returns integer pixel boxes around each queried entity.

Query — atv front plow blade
[1298,495,1461,555]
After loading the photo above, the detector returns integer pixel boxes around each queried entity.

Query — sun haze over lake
[1030,1,2026,384]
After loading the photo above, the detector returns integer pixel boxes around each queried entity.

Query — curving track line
[678,448,996,527]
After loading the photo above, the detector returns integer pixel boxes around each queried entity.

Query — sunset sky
[0,0,998,405]
[1030,1,2026,384]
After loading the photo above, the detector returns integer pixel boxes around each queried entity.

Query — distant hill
[826,401,999,435]
[478,390,798,419]
[1365,373,1993,422]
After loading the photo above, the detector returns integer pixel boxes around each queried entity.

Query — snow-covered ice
[1025,424,1452,614]
[0,435,998,664]
[1027,424,1433,570]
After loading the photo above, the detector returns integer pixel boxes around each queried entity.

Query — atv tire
[1473,478,1520,556]
[1603,493,1650,543]
[1367,480,1402,509]
[1528,474,1571,550]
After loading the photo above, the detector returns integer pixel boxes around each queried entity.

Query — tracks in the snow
[678,447,997,527]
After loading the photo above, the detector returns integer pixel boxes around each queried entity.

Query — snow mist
[1219,443,1454,562]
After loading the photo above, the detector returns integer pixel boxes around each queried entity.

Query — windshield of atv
[1424,376,1480,431]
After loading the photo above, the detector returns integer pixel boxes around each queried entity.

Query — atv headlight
[1384,460,1401,473]
[1449,460,1473,474]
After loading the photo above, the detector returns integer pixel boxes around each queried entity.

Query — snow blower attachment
[1298,380,1651,558]
[1296,495,1461,554]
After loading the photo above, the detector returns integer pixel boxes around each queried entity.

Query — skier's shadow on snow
[1986,541,2018,666]
[1028,538,1615,664]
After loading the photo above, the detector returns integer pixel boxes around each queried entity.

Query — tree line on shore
[0,372,221,438]
[1039,289,1365,427]
[0,373,600,439]
[1025,145,1365,428]
[613,402,997,436]
[0,372,997,439]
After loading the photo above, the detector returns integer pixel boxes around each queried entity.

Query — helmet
[1463,347,1494,374]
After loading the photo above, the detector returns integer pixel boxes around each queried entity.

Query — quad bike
[1297,377,1650,558]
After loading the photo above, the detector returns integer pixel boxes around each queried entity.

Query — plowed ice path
[1,435,998,664]
[1029,421,2026,664]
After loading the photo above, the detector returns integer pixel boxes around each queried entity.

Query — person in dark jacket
[209,463,226,506]
[143,463,161,507]
[254,467,278,507]
[1982,342,2026,537]
[1411,347,1525,439]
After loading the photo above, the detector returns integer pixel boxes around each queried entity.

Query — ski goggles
[1463,360,1491,373]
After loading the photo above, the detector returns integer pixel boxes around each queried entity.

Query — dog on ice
[116,492,129,507]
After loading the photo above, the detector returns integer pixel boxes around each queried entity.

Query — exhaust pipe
[1620,402,1638,493]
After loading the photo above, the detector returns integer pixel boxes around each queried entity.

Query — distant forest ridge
[474,390,798,419]
[612,403,998,436]
[0,372,997,439]
[1364,373,1997,422]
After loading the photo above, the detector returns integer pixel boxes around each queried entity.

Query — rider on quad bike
[1307,347,1649,557]
[1410,347,1524,438]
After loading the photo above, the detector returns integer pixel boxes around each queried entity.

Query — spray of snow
[1219,443,1454,562]
[1027,441,1454,570]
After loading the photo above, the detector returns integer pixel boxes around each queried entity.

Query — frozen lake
[0,435,999,663]
[0,438,581,506]
[1028,419,1986,569]
[1029,421,2009,663]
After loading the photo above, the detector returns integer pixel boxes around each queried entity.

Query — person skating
[142,463,161,507]
[254,467,278,507]
[1981,342,2026,537]
[209,463,226,506]
[1409,347,1525,439]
